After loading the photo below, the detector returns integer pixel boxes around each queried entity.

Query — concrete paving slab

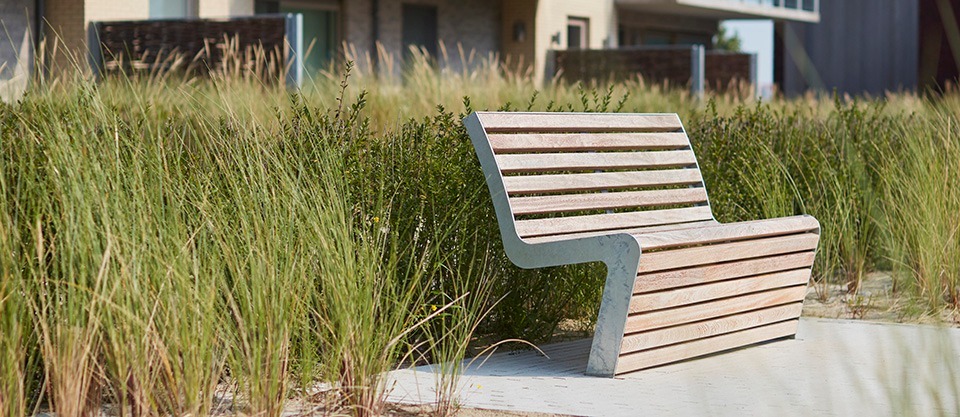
[386,318,960,416]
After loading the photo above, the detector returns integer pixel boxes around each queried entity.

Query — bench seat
[464,112,820,376]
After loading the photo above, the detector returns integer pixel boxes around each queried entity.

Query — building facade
[250,0,817,82]
[2,0,820,96]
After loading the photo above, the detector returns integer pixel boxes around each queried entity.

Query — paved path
[386,318,960,416]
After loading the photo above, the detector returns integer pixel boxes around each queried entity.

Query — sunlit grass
[2,49,960,416]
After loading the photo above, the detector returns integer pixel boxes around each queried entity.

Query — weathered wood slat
[510,188,708,215]
[524,220,720,244]
[629,268,811,314]
[636,233,820,274]
[466,111,820,377]
[623,285,807,334]
[502,169,704,195]
[515,206,714,238]
[496,150,698,173]
[634,215,820,251]
[633,251,815,293]
[619,302,803,355]
[477,112,683,133]
[488,132,690,153]
[615,320,799,374]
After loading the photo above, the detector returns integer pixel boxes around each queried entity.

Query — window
[567,17,589,49]
[269,1,341,73]
[149,0,198,18]
[402,4,439,60]
[255,0,280,14]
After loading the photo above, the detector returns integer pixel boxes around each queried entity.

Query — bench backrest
[472,112,714,242]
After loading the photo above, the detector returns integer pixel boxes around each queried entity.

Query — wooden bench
[463,112,820,377]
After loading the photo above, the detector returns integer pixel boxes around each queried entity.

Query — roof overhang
[616,0,820,23]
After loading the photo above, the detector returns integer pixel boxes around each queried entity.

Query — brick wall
[341,0,373,69]
[342,0,499,75]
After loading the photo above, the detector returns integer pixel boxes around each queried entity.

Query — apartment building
[251,0,819,81]
[2,0,819,95]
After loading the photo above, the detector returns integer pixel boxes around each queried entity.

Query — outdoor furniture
[463,112,820,377]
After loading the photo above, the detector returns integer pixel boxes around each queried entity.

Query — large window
[256,1,340,73]
[149,0,198,19]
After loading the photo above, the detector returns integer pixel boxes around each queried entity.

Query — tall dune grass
[2,49,960,416]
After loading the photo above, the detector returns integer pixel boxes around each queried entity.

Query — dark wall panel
[780,0,919,96]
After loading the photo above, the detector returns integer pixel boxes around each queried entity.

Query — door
[567,17,589,49]
[402,4,438,61]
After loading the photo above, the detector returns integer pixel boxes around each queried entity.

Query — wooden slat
[497,150,697,173]
[502,169,704,195]
[623,285,807,334]
[615,320,799,374]
[515,206,714,238]
[524,220,719,244]
[619,303,803,355]
[477,112,683,133]
[633,251,815,293]
[634,215,820,251]
[636,233,820,274]
[488,132,690,153]
[510,188,708,215]
[629,268,811,314]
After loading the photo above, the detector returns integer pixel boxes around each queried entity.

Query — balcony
[615,0,820,22]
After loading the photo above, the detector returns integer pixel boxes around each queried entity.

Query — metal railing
[737,0,819,13]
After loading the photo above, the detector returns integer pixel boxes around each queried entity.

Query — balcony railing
[737,0,818,13]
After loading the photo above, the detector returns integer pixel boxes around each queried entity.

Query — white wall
[535,0,617,83]
[199,0,254,17]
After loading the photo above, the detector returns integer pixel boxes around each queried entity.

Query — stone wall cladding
[43,0,86,71]
[341,0,373,69]
[342,0,498,74]
[0,0,34,78]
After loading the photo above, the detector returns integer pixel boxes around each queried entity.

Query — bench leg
[585,250,640,377]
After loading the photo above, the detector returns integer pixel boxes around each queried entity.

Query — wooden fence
[550,46,756,95]
[88,14,303,88]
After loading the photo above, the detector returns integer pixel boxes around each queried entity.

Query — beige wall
[86,0,150,22]
[533,0,616,83]
[199,0,254,18]
[44,0,152,72]
[43,0,256,73]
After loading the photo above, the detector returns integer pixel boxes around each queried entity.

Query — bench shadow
[455,338,594,378]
